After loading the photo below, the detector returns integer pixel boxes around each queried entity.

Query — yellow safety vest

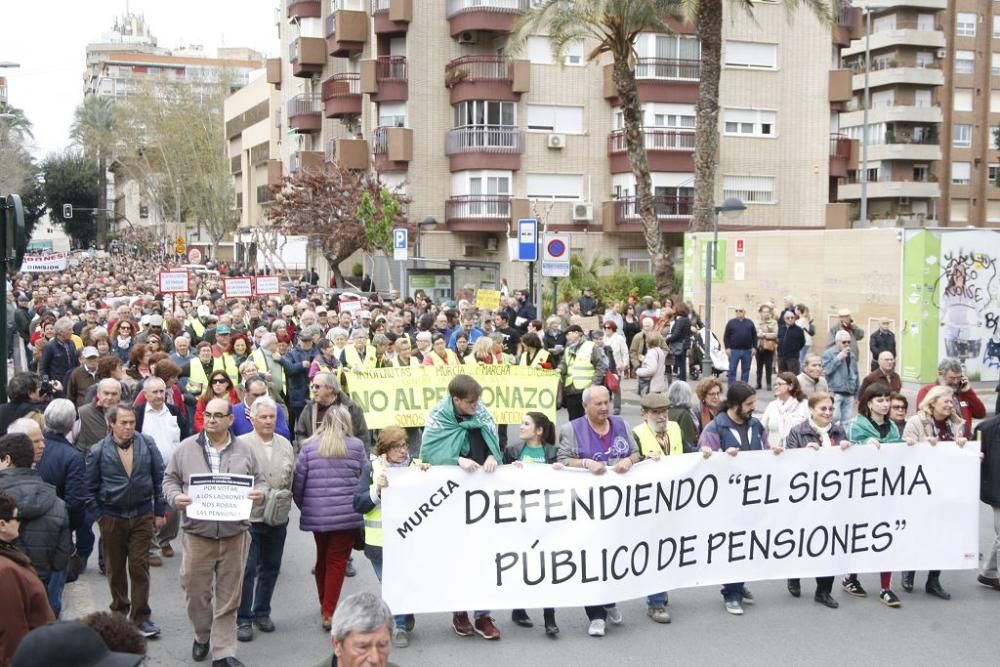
[633,422,683,457]
[427,349,459,366]
[390,356,420,368]
[221,353,241,385]
[188,357,223,394]
[186,318,205,340]
[564,341,595,390]
[519,349,550,368]
[343,344,377,370]
[364,457,421,548]
[251,348,286,402]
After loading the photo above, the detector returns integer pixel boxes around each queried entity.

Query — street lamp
[417,216,437,259]
[701,197,746,379]
[859,6,873,228]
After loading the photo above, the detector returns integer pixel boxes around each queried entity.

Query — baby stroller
[689,329,729,380]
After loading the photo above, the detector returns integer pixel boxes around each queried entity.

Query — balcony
[864,141,941,162]
[445,55,529,104]
[603,60,699,105]
[372,0,411,34]
[607,128,695,174]
[266,58,282,89]
[838,180,940,200]
[445,195,530,232]
[839,103,942,127]
[601,196,693,233]
[373,126,412,171]
[832,4,857,47]
[851,66,943,90]
[361,56,408,102]
[321,73,362,119]
[290,37,326,78]
[326,9,368,58]
[446,125,525,171]
[829,68,852,105]
[829,133,854,178]
[289,150,325,175]
[843,27,945,58]
[287,0,321,19]
[287,94,322,133]
[335,138,370,170]
[446,0,527,37]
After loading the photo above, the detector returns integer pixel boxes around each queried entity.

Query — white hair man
[822,330,860,426]
[311,592,398,667]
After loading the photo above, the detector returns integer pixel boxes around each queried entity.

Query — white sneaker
[605,606,623,625]
[725,600,744,616]
[588,619,606,637]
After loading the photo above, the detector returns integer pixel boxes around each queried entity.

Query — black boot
[543,609,558,636]
[511,609,533,628]
[901,571,914,593]
[926,575,951,600]
[787,578,801,598]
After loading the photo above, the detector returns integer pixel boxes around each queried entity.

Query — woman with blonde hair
[635,332,668,394]
[292,405,366,630]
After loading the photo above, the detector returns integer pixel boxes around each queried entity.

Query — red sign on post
[158,271,190,294]
[188,248,203,264]
[735,239,746,257]
[223,277,253,299]
[254,276,280,296]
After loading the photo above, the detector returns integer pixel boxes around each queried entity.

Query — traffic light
[63,203,73,219]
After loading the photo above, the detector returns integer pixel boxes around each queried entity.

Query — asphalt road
[61,400,1000,667]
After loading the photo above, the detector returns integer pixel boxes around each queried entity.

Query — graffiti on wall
[933,233,1000,381]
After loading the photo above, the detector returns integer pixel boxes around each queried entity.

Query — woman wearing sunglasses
[194,370,239,432]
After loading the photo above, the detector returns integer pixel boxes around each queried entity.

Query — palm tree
[0,101,34,145]
[510,0,684,300]
[70,95,117,248]
[688,0,832,232]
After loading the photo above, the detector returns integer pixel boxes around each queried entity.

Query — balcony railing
[325,139,336,163]
[446,0,527,17]
[445,55,510,85]
[635,58,700,81]
[614,195,693,221]
[376,55,407,81]
[371,0,390,11]
[446,125,525,155]
[446,195,512,220]
[830,133,852,159]
[322,72,361,98]
[287,93,322,116]
[608,128,695,153]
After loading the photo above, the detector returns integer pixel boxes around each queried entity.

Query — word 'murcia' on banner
[381,443,979,614]
[345,366,559,428]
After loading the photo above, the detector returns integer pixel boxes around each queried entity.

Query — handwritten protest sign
[382,443,979,613]
[186,474,254,521]
[476,289,501,311]
[346,366,559,428]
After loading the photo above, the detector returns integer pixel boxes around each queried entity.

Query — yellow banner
[475,289,501,310]
[345,366,560,428]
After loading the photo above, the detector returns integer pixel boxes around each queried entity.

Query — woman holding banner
[517,333,551,369]
[454,333,471,363]
[784,391,850,608]
[465,337,503,365]
[503,412,560,636]
[423,335,460,366]
[389,338,421,368]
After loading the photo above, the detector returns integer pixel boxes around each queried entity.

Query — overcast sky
[3,0,277,160]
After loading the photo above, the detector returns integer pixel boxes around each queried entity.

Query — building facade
[270,0,832,288]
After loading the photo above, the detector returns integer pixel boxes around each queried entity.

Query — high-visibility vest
[564,341,595,390]
[186,318,205,340]
[519,349,550,368]
[427,349,459,366]
[343,344,377,370]
[633,422,683,457]
[390,356,420,368]
[364,457,421,547]
[251,348,286,400]
[221,353,241,385]
[188,357,223,393]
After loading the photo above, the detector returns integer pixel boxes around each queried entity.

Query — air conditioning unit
[936,49,946,59]
[546,133,566,149]
[573,202,594,221]
[458,31,478,45]
[463,244,482,257]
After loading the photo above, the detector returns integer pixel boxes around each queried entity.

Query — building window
[956,13,977,37]
[453,100,515,127]
[994,54,1000,75]
[951,199,970,222]
[995,16,1000,39]
[723,41,777,70]
[993,92,1000,113]
[991,127,1000,150]
[954,89,974,112]
[723,175,775,204]
[988,164,999,186]
[955,50,975,74]
[525,173,584,200]
[525,36,583,66]
[526,105,583,133]
[953,124,972,148]
[952,162,972,185]
[723,109,776,137]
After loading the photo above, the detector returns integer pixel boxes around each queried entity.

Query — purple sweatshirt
[292,435,366,533]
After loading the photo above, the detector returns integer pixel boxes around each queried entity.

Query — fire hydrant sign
[186,474,254,521]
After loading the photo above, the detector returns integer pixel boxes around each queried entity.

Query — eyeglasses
[389,442,408,450]
[890,404,907,411]
[204,412,231,421]
[211,379,230,385]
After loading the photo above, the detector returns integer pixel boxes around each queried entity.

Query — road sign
[188,247,203,264]
[175,236,186,255]
[393,228,408,261]
[542,233,570,277]
[516,218,538,262]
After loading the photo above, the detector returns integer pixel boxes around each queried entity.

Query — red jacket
[0,551,55,665]
[915,383,986,438]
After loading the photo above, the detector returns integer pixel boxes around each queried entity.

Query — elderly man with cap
[825,308,864,359]
[212,324,233,359]
[280,326,319,431]
[67,346,101,408]
[558,324,608,421]
[136,315,171,353]
[631,392,683,624]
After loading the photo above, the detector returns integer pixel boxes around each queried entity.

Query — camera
[39,381,55,397]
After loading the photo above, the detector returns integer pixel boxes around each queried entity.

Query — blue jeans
[75,507,98,561]
[646,592,668,608]
[45,569,68,618]
[728,349,752,384]
[364,546,411,629]
[238,522,288,622]
[584,603,617,621]
[833,393,855,428]
[721,582,744,603]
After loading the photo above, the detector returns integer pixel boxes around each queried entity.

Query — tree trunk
[612,54,674,300]
[97,153,107,248]
[326,255,346,287]
[693,0,724,233]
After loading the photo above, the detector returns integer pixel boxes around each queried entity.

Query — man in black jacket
[869,318,896,371]
[776,310,806,374]
[0,432,73,617]
[0,373,48,435]
[976,414,1000,591]
[39,318,78,394]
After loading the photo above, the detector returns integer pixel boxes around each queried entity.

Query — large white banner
[22,253,68,273]
[382,444,980,613]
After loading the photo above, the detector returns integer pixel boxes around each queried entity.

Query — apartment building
[83,12,264,236]
[832,0,1000,227]
[271,0,831,288]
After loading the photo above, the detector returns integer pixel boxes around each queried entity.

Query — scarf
[808,418,833,448]
[0,540,33,569]
[419,396,501,465]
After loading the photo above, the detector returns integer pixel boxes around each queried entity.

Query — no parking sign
[542,234,570,277]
